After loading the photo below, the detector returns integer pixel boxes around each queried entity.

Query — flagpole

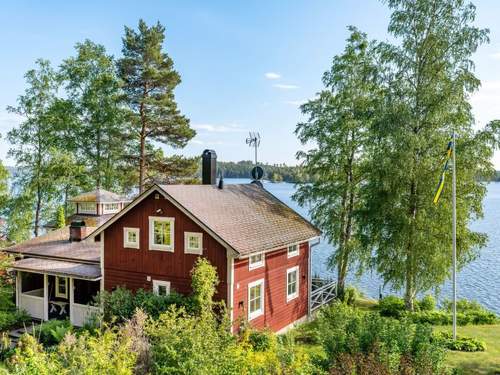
[452,130,457,340]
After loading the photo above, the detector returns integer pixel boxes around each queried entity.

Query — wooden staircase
[7,320,41,348]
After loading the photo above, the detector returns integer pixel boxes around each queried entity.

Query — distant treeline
[218,161,309,183]
[491,171,500,182]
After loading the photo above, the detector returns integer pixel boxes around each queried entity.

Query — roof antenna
[246,132,261,166]
[218,170,224,189]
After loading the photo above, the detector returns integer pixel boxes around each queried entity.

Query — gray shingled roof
[69,188,130,203]
[160,184,320,255]
[11,258,101,280]
[5,227,100,263]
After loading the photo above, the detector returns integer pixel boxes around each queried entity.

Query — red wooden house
[6,150,322,333]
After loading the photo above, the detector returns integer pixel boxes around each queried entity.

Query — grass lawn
[435,325,500,375]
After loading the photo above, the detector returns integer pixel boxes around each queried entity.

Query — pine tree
[55,206,66,229]
[294,28,382,297]
[118,20,196,191]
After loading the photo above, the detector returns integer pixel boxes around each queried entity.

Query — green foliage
[0,161,9,216]
[247,330,274,352]
[341,286,360,306]
[33,319,72,346]
[0,311,30,332]
[55,206,65,229]
[433,331,486,352]
[97,286,192,323]
[190,257,219,315]
[314,302,448,374]
[378,296,406,318]
[294,27,381,296]
[117,19,196,191]
[418,295,437,312]
[7,328,136,374]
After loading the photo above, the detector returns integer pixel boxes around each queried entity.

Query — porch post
[69,278,74,325]
[15,271,20,308]
[43,274,49,321]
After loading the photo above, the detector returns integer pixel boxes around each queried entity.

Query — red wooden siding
[232,242,309,332]
[103,192,228,301]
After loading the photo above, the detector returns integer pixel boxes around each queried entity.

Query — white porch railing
[71,303,99,327]
[310,278,337,311]
[19,289,44,320]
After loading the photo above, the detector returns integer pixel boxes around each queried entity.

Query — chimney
[202,149,217,185]
[69,220,86,242]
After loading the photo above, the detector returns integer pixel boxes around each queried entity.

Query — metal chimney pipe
[202,150,217,185]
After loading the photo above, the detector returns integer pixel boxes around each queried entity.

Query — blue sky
[1,0,500,166]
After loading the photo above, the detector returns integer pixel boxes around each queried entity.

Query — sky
[1,0,500,166]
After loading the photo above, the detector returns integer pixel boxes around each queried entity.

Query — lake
[226,178,500,313]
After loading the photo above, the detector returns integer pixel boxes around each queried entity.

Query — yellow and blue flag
[433,141,453,205]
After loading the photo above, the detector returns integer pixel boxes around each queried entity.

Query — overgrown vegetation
[433,331,486,352]
[0,254,29,332]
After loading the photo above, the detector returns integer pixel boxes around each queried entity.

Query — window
[123,227,140,249]
[55,277,68,299]
[149,216,175,251]
[184,232,203,254]
[249,252,264,270]
[287,244,299,258]
[248,279,264,320]
[103,203,119,213]
[153,280,170,296]
[286,266,299,301]
[78,202,96,214]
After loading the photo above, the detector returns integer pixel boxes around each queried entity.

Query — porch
[12,258,101,327]
[310,277,337,312]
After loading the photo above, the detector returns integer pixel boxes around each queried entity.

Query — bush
[433,331,486,352]
[341,286,359,306]
[417,295,436,311]
[315,302,448,374]
[247,330,274,352]
[34,319,72,346]
[97,286,194,323]
[378,296,406,318]
[0,310,30,332]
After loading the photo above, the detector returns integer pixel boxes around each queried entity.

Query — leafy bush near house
[314,302,448,374]
[0,310,30,332]
[97,286,194,323]
[433,331,486,352]
[341,286,360,306]
[247,329,274,352]
[33,319,72,346]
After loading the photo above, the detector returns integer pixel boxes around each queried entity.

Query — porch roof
[11,258,101,281]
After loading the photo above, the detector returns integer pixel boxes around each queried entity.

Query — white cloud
[284,100,307,106]
[193,123,247,133]
[273,83,299,90]
[264,72,281,80]
[470,80,500,128]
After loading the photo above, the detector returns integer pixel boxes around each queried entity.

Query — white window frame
[78,202,96,215]
[55,276,68,299]
[152,280,171,296]
[149,216,175,252]
[248,252,265,270]
[286,266,299,302]
[287,244,299,258]
[184,232,203,255]
[123,227,140,249]
[248,278,264,320]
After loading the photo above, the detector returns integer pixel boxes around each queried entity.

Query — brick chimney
[69,220,86,242]
[202,149,217,185]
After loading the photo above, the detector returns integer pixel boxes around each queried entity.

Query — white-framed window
[248,279,264,320]
[152,280,171,296]
[287,244,299,258]
[55,276,68,299]
[103,202,120,213]
[249,252,265,270]
[286,266,299,301]
[123,227,140,249]
[184,232,203,254]
[149,216,175,251]
[78,202,96,214]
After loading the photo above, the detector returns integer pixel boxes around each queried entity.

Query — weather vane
[246,132,261,166]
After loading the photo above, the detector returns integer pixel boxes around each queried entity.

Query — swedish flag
[433,141,453,204]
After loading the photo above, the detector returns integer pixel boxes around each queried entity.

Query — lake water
[226,178,500,313]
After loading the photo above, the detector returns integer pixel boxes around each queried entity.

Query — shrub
[433,331,486,352]
[0,310,30,332]
[341,286,360,306]
[315,302,447,374]
[34,319,72,346]
[418,295,436,311]
[247,330,274,352]
[378,296,406,318]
